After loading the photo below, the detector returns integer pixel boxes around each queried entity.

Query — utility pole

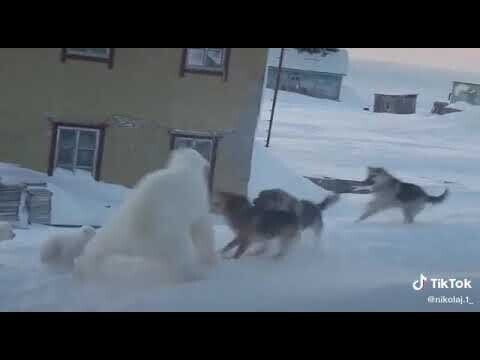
[266,47,285,148]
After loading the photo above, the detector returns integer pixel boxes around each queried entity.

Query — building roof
[373,87,419,96]
[374,92,418,97]
[268,48,349,75]
[453,80,480,87]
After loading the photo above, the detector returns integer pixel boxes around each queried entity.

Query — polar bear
[40,226,96,268]
[74,148,217,285]
[0,221,15,242]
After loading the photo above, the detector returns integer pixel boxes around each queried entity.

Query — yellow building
[0,48,269,194]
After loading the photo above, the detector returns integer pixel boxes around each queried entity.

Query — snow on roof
[268,48,349,75]
[453,80,480,86]
[373,89,419,96]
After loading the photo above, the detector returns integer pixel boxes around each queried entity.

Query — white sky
[348,48,480,73]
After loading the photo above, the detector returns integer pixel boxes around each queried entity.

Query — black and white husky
[253,189,340,237]
[354,167,449,224]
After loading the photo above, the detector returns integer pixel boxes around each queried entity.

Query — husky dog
[253,189,340,237]
[252,189,300,213]
[355,167,449,224]
[212,192,301,259]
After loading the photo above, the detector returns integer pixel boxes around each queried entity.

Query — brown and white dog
[212,192,301,260]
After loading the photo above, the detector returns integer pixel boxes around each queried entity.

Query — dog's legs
[312,216,323,238]
[248,241,269,256]
[220,236,241,255]
[274,238,292,259]
[232,237,252,259]
[402,209,414,224]
[313,216,324,242]
[402,202,425,224]
[274,231,301,260]
[311,217,326,254]
[356,201,387,222]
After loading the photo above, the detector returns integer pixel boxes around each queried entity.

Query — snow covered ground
[1,59,479,311]
[0,164,127,226]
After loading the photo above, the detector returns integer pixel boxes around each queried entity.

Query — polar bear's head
[169,147,208,166]
[168,148,210,180]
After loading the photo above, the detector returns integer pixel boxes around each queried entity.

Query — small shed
[266,48,349,101]
[450,81,480,105]
[373,93,418,114]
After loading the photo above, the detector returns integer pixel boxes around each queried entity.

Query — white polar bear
[74,148,217,285]
[0,221,15,242]
[40,226,96,268]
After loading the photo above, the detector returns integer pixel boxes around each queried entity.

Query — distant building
[449,81,480,105]
[373,93,418,114]
[266,48,349,101]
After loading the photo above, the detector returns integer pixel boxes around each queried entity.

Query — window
[180,48,230,81]
[170,132,220,191]
[66,48,110,59]
[173,136,214,162]
[61,48,115,69]
[49,124,105,180]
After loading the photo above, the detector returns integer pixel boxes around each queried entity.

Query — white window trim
[185,48,226,73]
[65,48,110,60]
[54,126,100,178]
[173,135,214,163]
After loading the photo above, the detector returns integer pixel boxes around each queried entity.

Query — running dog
[354,167,449,223]
[212,192,301,260]
[253,189,340,237]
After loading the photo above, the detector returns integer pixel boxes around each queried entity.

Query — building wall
[0,48,268,194]
[373,94,417,114]
[266,66,343,100]
[451,82,480,105]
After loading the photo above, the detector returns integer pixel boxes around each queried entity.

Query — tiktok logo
[412,273,473,291]
[412,273,428,291]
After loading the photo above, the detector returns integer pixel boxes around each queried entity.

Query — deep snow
[1,58,479,311]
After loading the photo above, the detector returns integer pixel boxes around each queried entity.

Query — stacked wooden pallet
[0,179,53,225]
[0,183,26,222]
[26,185,52,225]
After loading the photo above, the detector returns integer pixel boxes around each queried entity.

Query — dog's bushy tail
[427,188,449,205]
[317,193,340,211]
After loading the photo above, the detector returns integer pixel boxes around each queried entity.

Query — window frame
[172,135,215,163]
[169,131,220,192]
[48,122,107,181]
[179,48,231,81]
[61,48,115,69]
